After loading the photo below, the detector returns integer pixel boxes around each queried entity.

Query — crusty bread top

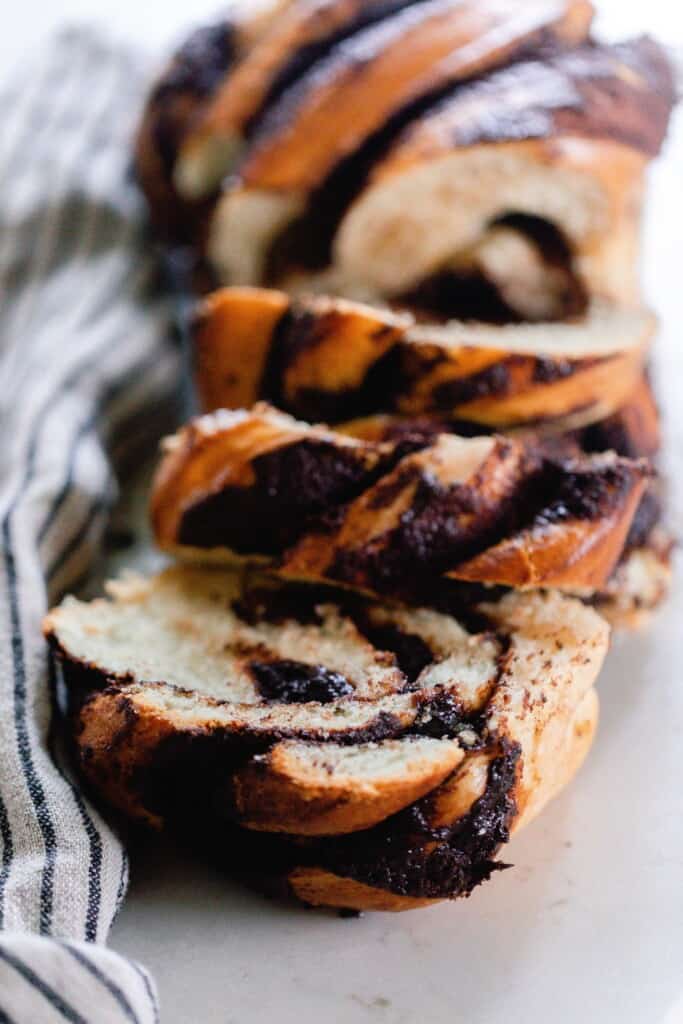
[177,0,593,201]
[192,286,653,427]
[150,404,650,596]
[175,0,428,200]
[205,30,673,293]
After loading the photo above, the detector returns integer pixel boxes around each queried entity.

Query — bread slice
[206,33,676,293]
[192,286,653,429]
[327,38,673,304]
[45,568,606,909]
[206,0,593,285]
[151,404,649,596]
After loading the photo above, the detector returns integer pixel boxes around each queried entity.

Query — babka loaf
[49,0,674,916]
[45,565,606,911]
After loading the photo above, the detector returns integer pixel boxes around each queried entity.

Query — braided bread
[204,34,672,300]
[193,286,655,430]
[174,0,593,204]
[45,566,606,910]
[150,404,649,597]
[50,1,674,916]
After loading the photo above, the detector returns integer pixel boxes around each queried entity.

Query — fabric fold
[0,27,180,1021]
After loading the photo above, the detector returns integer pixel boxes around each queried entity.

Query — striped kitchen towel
[0,26,183,1023]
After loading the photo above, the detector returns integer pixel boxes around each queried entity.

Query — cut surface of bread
[151,404,650,597]
[327,36,673,298]
[205,0,594,285]
[45,567,606,908]
[192,286,654,428]
[329,138,645,308]
[206,34,674,292]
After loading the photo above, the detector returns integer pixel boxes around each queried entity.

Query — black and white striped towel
[0,27,183,1023]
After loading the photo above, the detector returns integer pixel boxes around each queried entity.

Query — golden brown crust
[446,498,639,590]
[193,287,291,411]
[175,0,423,199]
[192,287,654,429]
[287,868,439,911]
[421,340,645,429]
[232,736,466,835]
[235,0,593,195]
[150,406,650,596]
[373,38,674,174]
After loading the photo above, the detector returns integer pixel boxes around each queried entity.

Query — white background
[6,3,683,1023]
[2,1,682,69]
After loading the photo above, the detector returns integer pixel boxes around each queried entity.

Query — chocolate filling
[178,438,382,554]
[260,307,406,423]
[249,660,354,704]
[411,692,468,739]
[99,694,520,902]
[531,459,638,527]
[149,740,519,904]
[397,270,525,326]
[397,215,587,326]
[315,743,520,899]
[244,0,429,139]
[350,618,434,685]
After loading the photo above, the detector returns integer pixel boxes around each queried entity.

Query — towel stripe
[0,28,175,1023]
[0,947,88,1024]
[46,659,104,946]
[2,525,58,934]
[60,945,142,1024]
[0,800,13,931]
